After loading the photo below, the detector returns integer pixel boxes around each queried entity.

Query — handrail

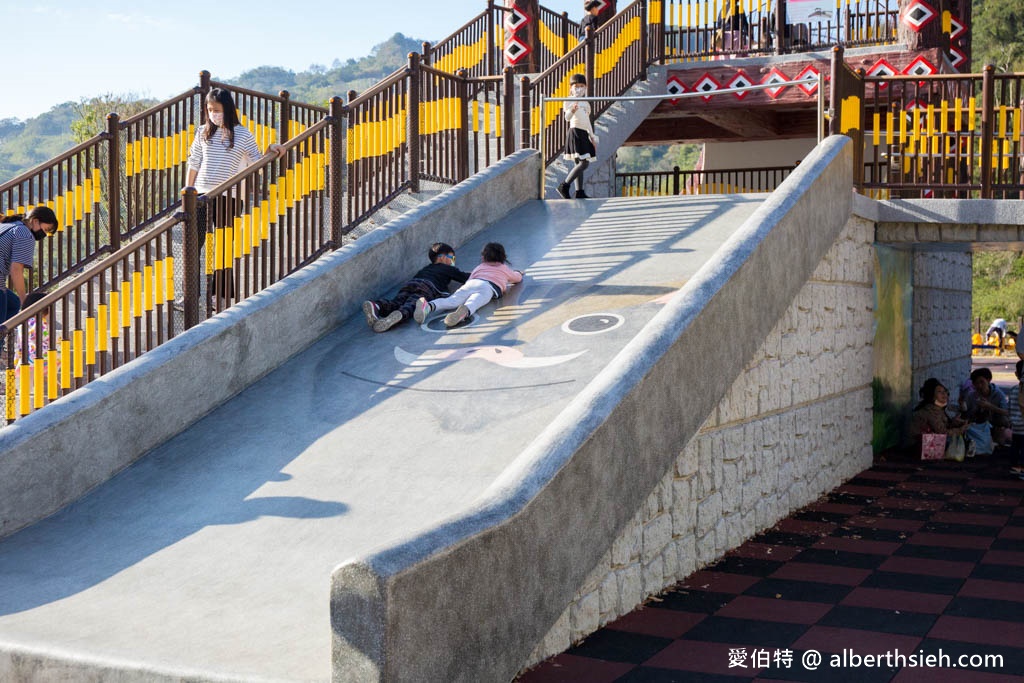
[118,88,199,127]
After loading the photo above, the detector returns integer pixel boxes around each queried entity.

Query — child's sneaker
[362,301,379,328]
[556,182,570,199]
[444,305,470,328]
[414,297,433,323]
[373,310,403,333]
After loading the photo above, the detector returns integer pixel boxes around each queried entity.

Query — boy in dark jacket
[362,243,470,332]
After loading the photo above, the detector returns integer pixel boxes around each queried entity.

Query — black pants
[375,280,441,321]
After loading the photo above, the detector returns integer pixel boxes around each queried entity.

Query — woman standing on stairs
[557,74,597,199]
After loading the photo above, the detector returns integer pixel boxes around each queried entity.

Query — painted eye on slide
[561,313,624,336]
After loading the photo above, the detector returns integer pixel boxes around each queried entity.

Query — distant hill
[0,33,421,185]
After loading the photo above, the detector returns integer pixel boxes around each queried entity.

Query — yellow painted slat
[85,317,96,367]
[109,292,121,339]
[46,349,58,400]
[73,330,84,378]
[60,339,71,389]
[97,304,108,352]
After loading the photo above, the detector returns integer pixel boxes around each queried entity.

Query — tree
[70,94,153,143]
[971,0,1024,72]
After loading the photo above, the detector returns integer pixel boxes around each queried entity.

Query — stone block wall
[524,214,877,667]
[911,251,973,397]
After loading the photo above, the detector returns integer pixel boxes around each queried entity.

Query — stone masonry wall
[523,214,877,667]
[911,251,973,399]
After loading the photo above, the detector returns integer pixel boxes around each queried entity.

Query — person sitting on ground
[362,242,469,332]
[966,367,1011,452]
[414,242,523,328]
[909,378,967,454]
[1007,360,1024,478]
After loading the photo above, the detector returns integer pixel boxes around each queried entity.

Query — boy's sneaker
[556,182,570,199]
[373,310,403,333]
[414,297,433,323]
[444,305,470,328]
[362,301,379,328]
[575,189,589,199]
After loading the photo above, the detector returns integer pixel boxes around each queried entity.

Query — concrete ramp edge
[0,150,542,541]
[330,136,854,682]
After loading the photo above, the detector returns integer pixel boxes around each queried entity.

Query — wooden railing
[617,165,796,195]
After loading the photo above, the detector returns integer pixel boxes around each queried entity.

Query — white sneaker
[413,297,433,323]
[362,301,379,329]
[444,305,470,328]
[373,310,403,333]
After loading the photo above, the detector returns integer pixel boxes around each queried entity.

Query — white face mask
[571,85,586,97]
[209,112,224,126]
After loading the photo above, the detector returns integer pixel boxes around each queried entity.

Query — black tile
[892,544,986,563]
[827,492,876,506]
[706,556,785,578]
[791,548,887,569]
[680,617,808,648]
[654,590,734,614]
[860,571,963,595]
[1007,516,1024,528]
[918,638,1024,675]
[962,485,1024,498]
[566,629,673,664]
[847,477,895,489]
[614,668,748,683]
[943,596,1024,622]
[757,650,898,682]
[752,531,819,548]
[990,537,1024,552]
[920,521,1001,537]
[970,563,1024,583]
[830,525,909,543]
[816,605,936,636]
[941,501,1015,516]
[905,475,970,485]
[886,488,954,502]
[858,506,935,521]
[743,578,853,604]
[792,511,849,525]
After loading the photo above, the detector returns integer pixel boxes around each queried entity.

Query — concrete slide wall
[330,136,857,682]
[0,150,542,540]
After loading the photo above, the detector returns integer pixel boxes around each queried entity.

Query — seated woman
[966,367,1011,452]
[909,378,967,457]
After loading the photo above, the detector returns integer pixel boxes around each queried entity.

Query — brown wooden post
[329,96,345,246]
[456,69,471,182]
[775,0,787,54]
[408,53,422,193]
[421,41,432,66]
[486,0,496,76]
[828,46,845,137]
[347,89,358,226]
[980,64,995,199]
[279,90,292,144]
[673,166,681,195]
[585,28,596,93]
[639,0,649,80]
[561,12,571,57]
[198,71,211,123]
[105,113,121,251]
[504,0,540,73]
[181,187,199,330]
[520,75,532,150]
[503,67,516,156]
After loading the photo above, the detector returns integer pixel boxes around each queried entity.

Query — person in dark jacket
[362,243,470,332]
[579,0,605,39]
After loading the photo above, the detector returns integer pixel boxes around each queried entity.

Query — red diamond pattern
[950,16,965,40]
[901,0,937,32]
[693,74,721,103]
[949,47,966,69]
[503,36,530,65]
[727,71,753,99]
[761,68,789,99]
[795,65,820,96]
[666,76,687,105]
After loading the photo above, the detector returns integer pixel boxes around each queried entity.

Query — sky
[1,0,580,121]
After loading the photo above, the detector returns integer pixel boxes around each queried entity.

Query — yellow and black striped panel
[432,33,489,73]
[6,169,102,232]
[347,102,408,163]
[125,125,195,176]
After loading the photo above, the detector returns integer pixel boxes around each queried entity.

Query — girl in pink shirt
[414,242,523,328]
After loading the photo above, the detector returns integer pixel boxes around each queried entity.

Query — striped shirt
[187,124,264,193]
[0,220,37,284]
[1008,382,1024,432]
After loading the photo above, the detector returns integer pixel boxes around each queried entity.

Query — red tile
[794,625,921,655]
[776,519,835,536]
[606,608,706,639]
[770,562,871,586]
[892,668,1024,683]
[932,511,1009,527]
[952,493,1022,506]
[857,470,910,482]
[895,482,961,494]
[958,578,1024,603]
[840,587,952,614]
[813,536,901,556]
[982,550,1024,567]
[875,497,947,511]
[1000,526,1024,540]
[837,485,888,497]
[643,639,762,677]
[715,595,832,624]
[845,516,925,532]
[679,571,759,594]
[517,653,635,683]
[731,543,804,562]
[805,502,865,516]
[928,615,1024,648]
[878,556,975,579]
[971,477,1024,490]
[906,532,993,550]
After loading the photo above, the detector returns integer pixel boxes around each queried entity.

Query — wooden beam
[693,110,780,138]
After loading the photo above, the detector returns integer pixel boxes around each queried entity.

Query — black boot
[556,182,570,199]
[575,189,589,199]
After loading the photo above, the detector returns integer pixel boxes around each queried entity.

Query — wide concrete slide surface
[0,195,762,681]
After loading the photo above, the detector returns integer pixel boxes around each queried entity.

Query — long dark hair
[203,88,242,147]
[1,206,58,228]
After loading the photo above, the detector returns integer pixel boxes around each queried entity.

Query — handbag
[945,434,966,462]
[921,433,945,460]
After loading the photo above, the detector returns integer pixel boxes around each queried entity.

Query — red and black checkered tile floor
[518,456,1024,682]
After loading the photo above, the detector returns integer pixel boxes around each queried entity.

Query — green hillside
[0,33,421,185]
